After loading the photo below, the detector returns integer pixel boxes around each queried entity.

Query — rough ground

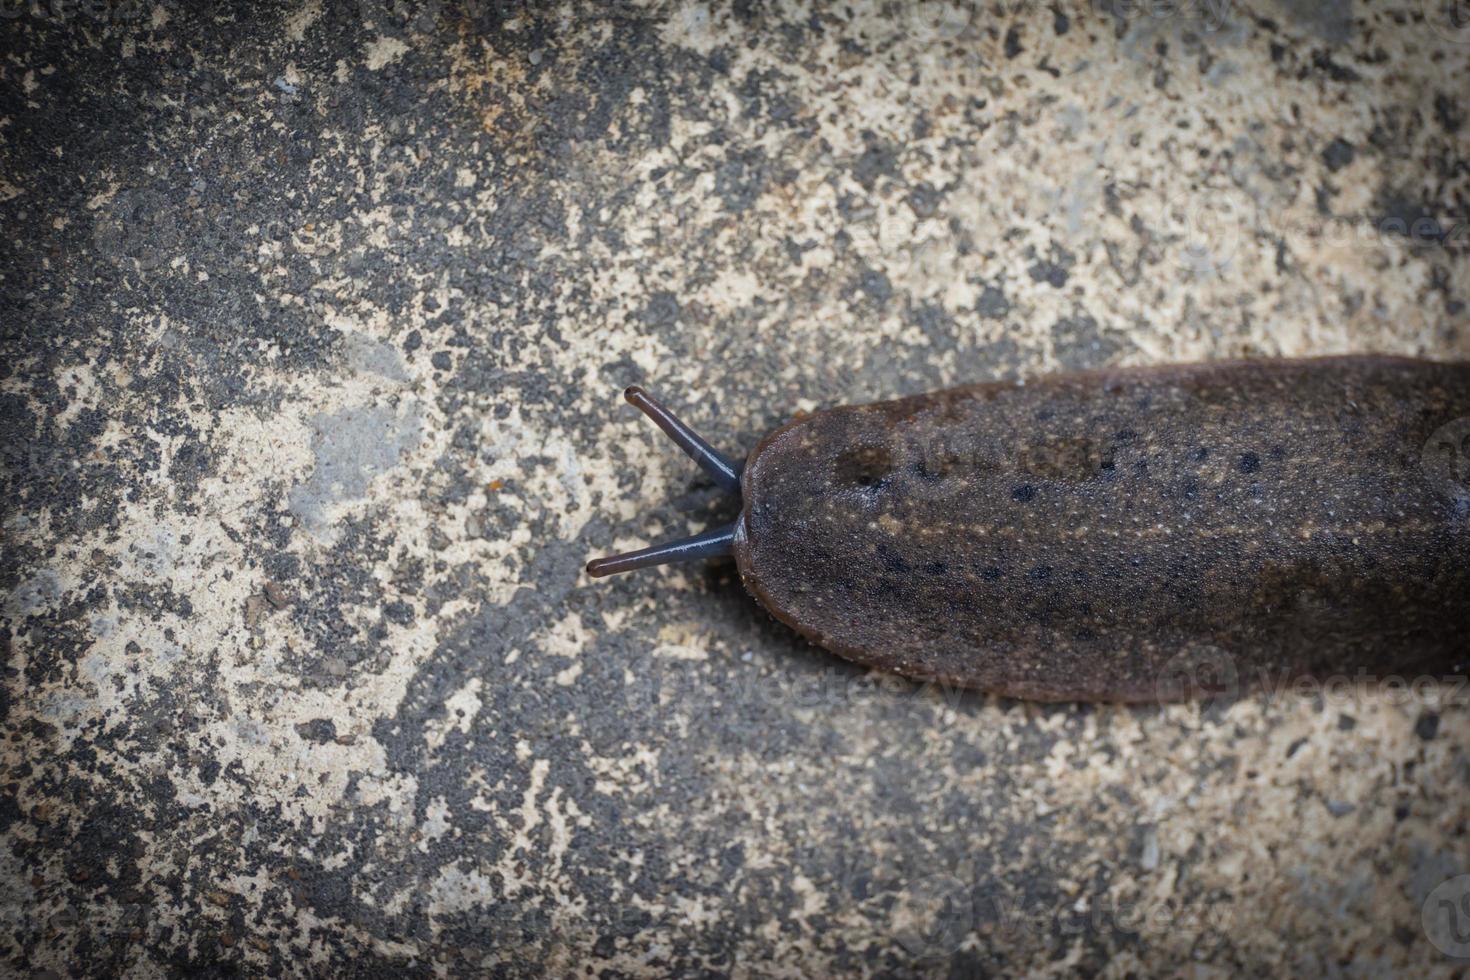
[2,0,1468,975]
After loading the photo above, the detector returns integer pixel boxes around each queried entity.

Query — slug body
[590,356,1470,702]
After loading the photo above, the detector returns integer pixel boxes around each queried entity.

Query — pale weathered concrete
[2,0,1468,975]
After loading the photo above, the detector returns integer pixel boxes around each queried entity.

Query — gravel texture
[2,0,1469,975]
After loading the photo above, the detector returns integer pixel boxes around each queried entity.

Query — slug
[588,356,1470,701]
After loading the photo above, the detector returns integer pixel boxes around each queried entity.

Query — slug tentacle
[585,385,744,578]
[623,385,743,493]
[585,522,736,578]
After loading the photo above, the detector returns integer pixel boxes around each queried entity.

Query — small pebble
[1415,713,1440,740]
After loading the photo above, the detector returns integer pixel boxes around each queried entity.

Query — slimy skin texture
[733,357,1470,702]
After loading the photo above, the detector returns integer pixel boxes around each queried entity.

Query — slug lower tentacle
[590,356,1470,702]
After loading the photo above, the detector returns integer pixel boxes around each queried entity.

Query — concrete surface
[2,0,1468,975]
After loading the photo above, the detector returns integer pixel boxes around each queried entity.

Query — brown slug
[588,356,1470,702]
